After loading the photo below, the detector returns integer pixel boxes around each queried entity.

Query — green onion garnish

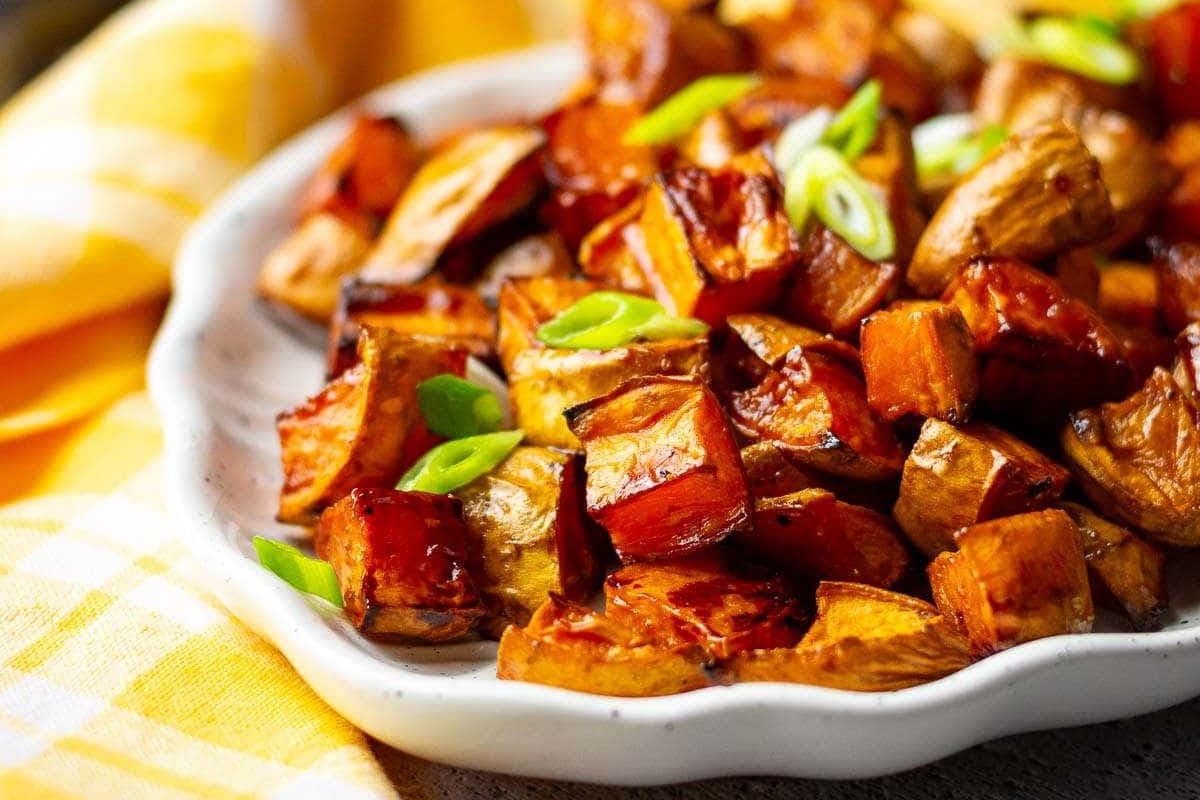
[822,80,882,162]
[535,291,709,350]
[398,430,524,494]
[253,536,343,608]
[914,115,1008,182]
[774,107,835,175]
[624,74,761,145]
[417,374,503,439]
[785,145,895,261]
[1001,16,1141,85]
[1118,0,1180,20]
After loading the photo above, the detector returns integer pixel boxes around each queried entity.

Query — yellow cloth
[0,1,575,798]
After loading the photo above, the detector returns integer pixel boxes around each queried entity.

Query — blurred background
[0,0,128,100]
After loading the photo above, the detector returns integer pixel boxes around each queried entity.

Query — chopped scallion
[417,374,503,439]
[785,145,895,261]
[536,291,707,349]
[624,74,761,145]
[398,430,524,494]
[774,107,835,175]
[253,536,343,608]
[822,80,882,161]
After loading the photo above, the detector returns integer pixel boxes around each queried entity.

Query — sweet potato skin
[748,489,910,588]
[316,488,484,641]
[784,226,901,339]
[567,375,750,563]
[928,510,1093,656]
[860,301,978,423]
[497,595,711,696]
[728,582,971,691]
[277,328,468,524]
[893,419,1070,557]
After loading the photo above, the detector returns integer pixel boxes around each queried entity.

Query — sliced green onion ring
[535,291,707,349]
[627,313,710,342]
[417,373,503,439]
[914,114,1008,182]
[1025,17,1141,85]
[774,107,834,175]
[822,80,882,161]
[624,73,761,145]
[253,536,343,608]
[399,430,524,494]
[786,145,895,261]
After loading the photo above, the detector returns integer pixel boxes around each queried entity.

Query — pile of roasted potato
[259,0,1200,696]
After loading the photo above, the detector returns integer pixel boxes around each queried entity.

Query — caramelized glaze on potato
[316,488,484,641]
[1161,121,1200,241]
[257,213,371,322]
[1098,262,1161,332]
[1158,241,1200,333]
[1147,2,1200,123]
[605,556,804,660]
[893,419,1069,557]
[749,489,910,588]
[728,581,971,691]
[497,595,711,696]
[578,199,655,294]
[567,375,750,562]
[784,226,901,338]
[277,328,468,524]
[928,510,1093,656]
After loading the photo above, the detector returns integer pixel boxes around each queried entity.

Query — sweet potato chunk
[680,109,745,169]
[496,277,600,374]
[738,441,896,512]
[361,125,545,283]
[891,8,982,111]
[578,199,654,294]
[325,279,494,377]
[1063,368,1200,547]
[566,375,750,562]
[1058,502,1168,631]
[1176,321,1200,402]
[740,0,877,86]
[604,556,804,660]
[975,57,1141,131]
[725,74,850,140]
[257,213,371,322]
[277,328,467,524]
[584,0,747,106]
[907,122,1115,296]
[893,418,1069,557]
[1051,248,1100,306]
[1161,121,1200,241]
[928,510,1093,656]
[1148,2,1200,122]
[1098,262,1161,331]
[508,337,708,449]
[1158,241,1200,333]
[860,301,978,423]
[541,99,662,248]
[633,164,801,325]
[728,582,971,691]
[297,115,419,229]
[472,232,574,308]
[748,489,910,588]
[497,596,711,696]
[456,447,603,634]
[944,257,1134,426]
[316,488,484,641]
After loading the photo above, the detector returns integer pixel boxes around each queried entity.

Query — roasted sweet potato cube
[944,257,1134,426]
[975,57,1143,131]
[361,125,545,283]
[907,122,1115,296]
[541,99,662,248]
[1063,368,1200,547]
[1058,502,1168,631]
[740,0,878,85]
[728,582,971,692]
[316,488,484,641]
[566,375,750,562]
[455,447,603,635]
[1098,262,1161,331]
[1051,248,1100,306]
[891,8,982,111]
[725,313,861,374]
[584,0,747,106]
[738,441,897,511]
[604,556,804,660]
[496,277,601,374]
[578,199,654,294]
[748,489,910,588]
[509,337,708,449]
[277,328,467,524]
[928,510,1093,656]
[1176,322,1200,402]
[473,232,574,309]
[326,279,494,377]
[860,301,978,423]
[680,109,745,170]
[1148,2,1200,122]
[257,213,371,322]
[497,595,710,696]
[893,419,1070,557]
[634,165,801,325]
[297,115,420,228]
[725,74,850,140]
[1162,121,1200,241]
[1158,241,1200,333]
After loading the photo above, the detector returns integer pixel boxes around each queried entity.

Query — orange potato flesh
[604,556,804,660]
[361,125,545,283]
[726,75,850,141]
[1051,247,1100,306]
[497,595,711,696]
[257,213,371,322]
[1158,241,1200,334]
[1063,368,1200,547]
[728,581,971,692]
[860,301,978,423]
[928,510,1093,656]
[944,257,1134,428]
[634,165,801,325]
[456,447,604,635]
[740,0,879,86]
[725,313,861,374]
[325,279,494,378]
[1058,502,1168,632]
[893,419,1070,557]
[316,488,484,641]
[508,337,709,449]
[566,375,750,562]
[1176,322,1200,403]
[578,198,654,294]
[1162,121,1200,242]
[738,441,897,512]
[680,109,745,169]
[1098,262,1161,332]
[748,489,910,588]
[472,232,575,309]
[496,277,602,375]
[784,226,901,339]
[276,327,468,524]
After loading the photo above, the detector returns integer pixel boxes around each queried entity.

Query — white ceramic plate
[148,43,1200,785]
